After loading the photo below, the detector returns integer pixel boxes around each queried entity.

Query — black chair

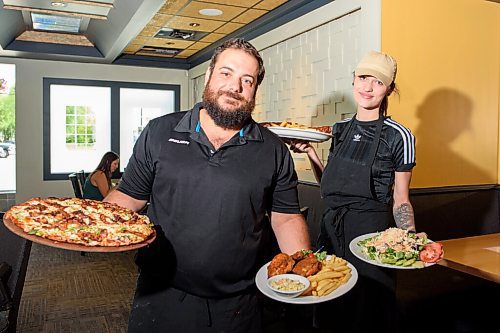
[68,173,83,199]
[76,170,86,191]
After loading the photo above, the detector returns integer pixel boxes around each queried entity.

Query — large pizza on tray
[4,197,154,247]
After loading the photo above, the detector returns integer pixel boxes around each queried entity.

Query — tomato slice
[428,242,443,251]
[419,243,443,263]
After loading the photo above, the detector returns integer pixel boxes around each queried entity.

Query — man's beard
[202,86,255,129]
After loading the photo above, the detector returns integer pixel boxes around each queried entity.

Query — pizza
[4,197,154,247]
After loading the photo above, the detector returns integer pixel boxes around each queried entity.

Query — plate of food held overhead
[260,121,332,143]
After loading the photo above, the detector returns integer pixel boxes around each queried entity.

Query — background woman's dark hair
[208,38,265,86]
[96,151,119,179]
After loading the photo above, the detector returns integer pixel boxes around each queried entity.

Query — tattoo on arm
[393,203,416,232]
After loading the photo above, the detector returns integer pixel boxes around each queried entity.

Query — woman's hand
[285,139,313,154]
[283,139,325,183]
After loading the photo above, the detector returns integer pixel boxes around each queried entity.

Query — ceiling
[0,0,330,69]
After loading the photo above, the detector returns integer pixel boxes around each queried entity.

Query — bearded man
[105,38,310,333]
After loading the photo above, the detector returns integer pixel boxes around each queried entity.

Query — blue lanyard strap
[197,121,244,137]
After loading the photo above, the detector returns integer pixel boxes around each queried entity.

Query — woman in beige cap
[290,51,416,332]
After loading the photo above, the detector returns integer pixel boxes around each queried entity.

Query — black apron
[319,116,390,255]
[315,116,397,332]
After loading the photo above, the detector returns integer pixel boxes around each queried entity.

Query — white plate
[255,257,358,304]
[267,127,332,143]
[349,232,436,269]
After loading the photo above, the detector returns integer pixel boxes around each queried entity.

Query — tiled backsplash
[0,192,15,212]
[190,10,361,182]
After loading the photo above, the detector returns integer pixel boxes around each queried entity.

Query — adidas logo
[353,134,361,142]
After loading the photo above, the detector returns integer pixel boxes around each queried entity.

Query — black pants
[315,207,397,333]
[128,274,262,333]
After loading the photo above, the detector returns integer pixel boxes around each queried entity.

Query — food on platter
[419,241,443,263]
[269,276,307,292]
[356,228,443,268]
[268,249,326,278]
[267,274,310,298]
[260,121,332,134]
[256,255,358,304]
[267,250,352,297]
[292,256,322,277]
[302,255,352,297]
[267,253,296,277]
[4,197,155,247]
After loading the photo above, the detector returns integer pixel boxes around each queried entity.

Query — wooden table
[437,233,500,283]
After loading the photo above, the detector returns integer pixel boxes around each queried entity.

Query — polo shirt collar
[174,102,264,143]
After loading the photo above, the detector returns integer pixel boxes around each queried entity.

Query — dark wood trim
[6,40,103,58]
[299,181,500,194]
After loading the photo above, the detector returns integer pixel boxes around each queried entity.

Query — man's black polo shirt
[118,103,300,298]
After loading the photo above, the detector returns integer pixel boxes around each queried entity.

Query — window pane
[119,88,175,171]
[0,63,16,192]
[50,85,111,174]
[31,13,81,33]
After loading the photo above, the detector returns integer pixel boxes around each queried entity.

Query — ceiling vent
[138,46,182,56]
[154,28,208,41]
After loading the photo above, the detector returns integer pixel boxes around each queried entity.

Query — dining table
[437,233,500,284]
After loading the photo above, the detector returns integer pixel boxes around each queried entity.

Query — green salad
[357,228,428,268]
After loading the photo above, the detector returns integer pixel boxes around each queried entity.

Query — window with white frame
[119,88,176,172]
[65,105,96,147]
[43,78,180,180]
[48,84,111,176]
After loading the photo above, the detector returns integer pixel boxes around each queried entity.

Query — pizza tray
[2,215,156,253]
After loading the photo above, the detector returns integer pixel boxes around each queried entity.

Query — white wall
[0,57,188,202]
[188,0,381,182]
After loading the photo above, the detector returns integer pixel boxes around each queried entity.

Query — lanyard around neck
[196,121,244,137]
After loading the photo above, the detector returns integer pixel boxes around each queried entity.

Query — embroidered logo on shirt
[168,138,190,145]
[353,134,361,142]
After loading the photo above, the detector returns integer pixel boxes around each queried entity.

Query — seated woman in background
[83,151,120,201]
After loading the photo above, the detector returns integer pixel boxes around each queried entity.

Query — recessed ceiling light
[199,8,223,16]
[189,23,200,27]
[51,2,67,7]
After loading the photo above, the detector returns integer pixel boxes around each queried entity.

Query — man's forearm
[104,189,147,212]
[271,213,311,254]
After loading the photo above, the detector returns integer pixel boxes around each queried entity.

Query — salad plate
[349,232,436,269]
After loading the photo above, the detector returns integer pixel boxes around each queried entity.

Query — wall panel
[382,0,500,187]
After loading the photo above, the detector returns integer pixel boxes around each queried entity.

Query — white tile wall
[191,8,366,180]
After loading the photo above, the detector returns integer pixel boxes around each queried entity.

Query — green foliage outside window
[0,87,15,141]
[65,105,95,147]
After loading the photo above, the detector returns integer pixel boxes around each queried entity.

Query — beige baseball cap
[354,51,397,86]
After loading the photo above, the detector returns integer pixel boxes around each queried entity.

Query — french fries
[269,121,309,129]
[301,255,352,297]
[263,121,331,134]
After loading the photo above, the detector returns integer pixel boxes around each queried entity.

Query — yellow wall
[382,0,500,188]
